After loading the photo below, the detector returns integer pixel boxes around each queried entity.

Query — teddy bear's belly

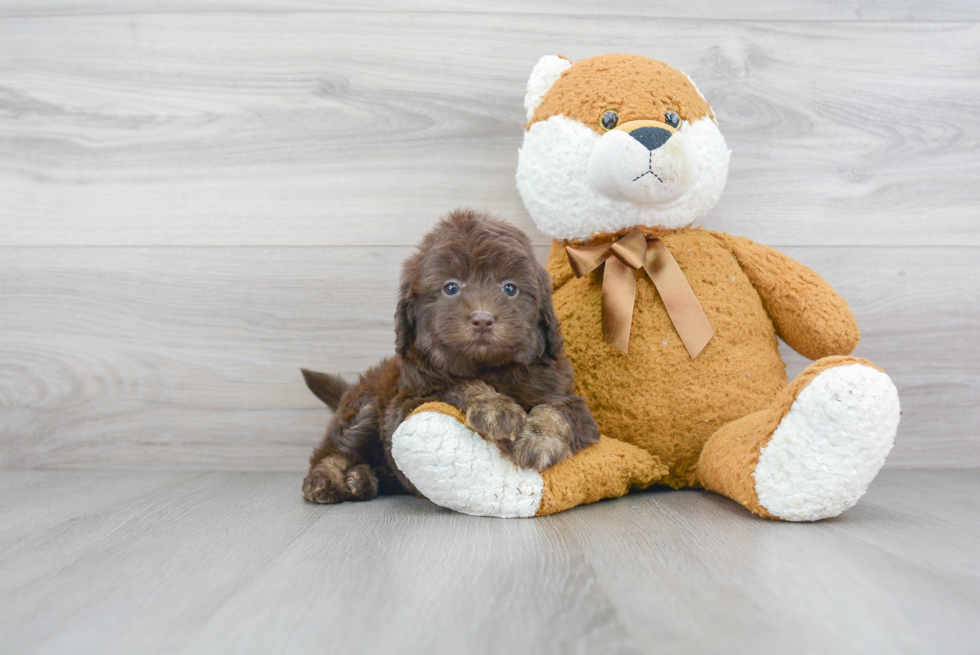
[552,243,788,488]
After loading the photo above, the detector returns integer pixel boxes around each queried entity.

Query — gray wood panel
[1,245,976,470]
[2,1,979,20]
[0,469,977,654]
[1,7,977,474]
[1,14,978,247]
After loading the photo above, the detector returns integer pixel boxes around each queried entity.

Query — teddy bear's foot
[391,405,544,517]
[753,360,900,521]
[700,356,900,522]
[391,402,668,518]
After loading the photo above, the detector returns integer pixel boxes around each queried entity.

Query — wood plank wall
[1,2,978,470]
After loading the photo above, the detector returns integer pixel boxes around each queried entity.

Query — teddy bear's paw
[391,410,544,518]
[754,363,901,521]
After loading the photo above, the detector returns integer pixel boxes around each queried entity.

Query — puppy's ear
[394,283,416,357]
[395,251,425,357]
[536,265,562,360]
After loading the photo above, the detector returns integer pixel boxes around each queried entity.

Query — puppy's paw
[465,393,527,446]
[303,455,353,504]
[510,404,572,471]
[344,464,380,502]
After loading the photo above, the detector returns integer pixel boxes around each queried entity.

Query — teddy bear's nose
[629,126,672,151]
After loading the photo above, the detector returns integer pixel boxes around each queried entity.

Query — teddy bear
[389,53,901,521]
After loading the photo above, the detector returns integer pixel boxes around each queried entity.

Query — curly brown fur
[302,209,600,504]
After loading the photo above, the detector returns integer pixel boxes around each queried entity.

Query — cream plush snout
[587,119,698,205]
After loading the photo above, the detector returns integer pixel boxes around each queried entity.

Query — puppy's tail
[300,368,349,411]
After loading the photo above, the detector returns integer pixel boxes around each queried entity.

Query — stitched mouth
[632,169,663,183]
[632,150,663,183]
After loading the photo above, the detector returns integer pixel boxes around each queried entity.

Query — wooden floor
[1,469,977,654]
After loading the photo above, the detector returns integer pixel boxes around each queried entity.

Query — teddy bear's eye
[600,110,619,131]
[664,111,680,128]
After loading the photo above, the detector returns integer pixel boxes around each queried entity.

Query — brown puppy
[301,209,599,504]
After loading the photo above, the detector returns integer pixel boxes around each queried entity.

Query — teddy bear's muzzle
[587,122,697,205]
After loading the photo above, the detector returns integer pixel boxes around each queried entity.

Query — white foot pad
[391,411,544,518]
[754,364,901,521]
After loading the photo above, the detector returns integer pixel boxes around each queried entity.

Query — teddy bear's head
[516,54,730,241]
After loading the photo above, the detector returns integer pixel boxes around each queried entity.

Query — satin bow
[565,227,714,357]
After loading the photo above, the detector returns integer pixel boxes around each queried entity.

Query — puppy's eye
[443,282,460,296]
[502,283,518,297]
[664,111,680,128]
[600,110,619,131]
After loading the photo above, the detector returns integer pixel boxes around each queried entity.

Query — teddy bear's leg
[697,356,900,521]
[391,403,668,518]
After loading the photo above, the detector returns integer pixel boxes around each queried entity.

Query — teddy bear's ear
[681,70,718,125]
[524,55,572,123]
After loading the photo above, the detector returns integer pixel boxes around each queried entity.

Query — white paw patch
[391,412,544,518]
[754,364,901,521]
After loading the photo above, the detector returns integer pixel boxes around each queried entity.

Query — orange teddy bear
[390,54,900,521]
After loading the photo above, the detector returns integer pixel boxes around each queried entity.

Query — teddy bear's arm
[546,241,576,290]
[710,232,860,360]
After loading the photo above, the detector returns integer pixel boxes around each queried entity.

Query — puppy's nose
[469,311,495,333]
[629,126,672,152]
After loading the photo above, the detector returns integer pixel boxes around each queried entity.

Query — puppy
[301,209,600,504]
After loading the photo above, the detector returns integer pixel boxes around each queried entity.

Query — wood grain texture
[557,469,980,654]
[1,245,976,470]
[0,469,977,654]
[1,9,977,472]
[1,14,978,247]
[1,1,979,20]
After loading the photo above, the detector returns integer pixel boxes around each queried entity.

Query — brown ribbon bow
[565,227,714,357]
